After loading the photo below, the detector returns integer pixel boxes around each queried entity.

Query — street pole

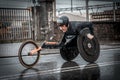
[86,0,89,21]
[32,0,37,41]
[113,1,116,22]
[71,0,73,12]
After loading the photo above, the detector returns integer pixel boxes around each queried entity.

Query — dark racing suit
[41,22,94,49]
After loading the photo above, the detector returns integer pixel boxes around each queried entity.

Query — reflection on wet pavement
[0,48,120,80]
[16,61,100,80]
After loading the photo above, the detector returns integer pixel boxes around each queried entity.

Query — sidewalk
[100,43,120,49]
[0,42,120,58]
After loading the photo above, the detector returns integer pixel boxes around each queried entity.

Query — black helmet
[57,16,69,27]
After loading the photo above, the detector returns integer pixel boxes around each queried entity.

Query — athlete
[29,16,94,55]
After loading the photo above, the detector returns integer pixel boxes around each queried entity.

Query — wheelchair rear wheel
[77,29,100,63]
[60,46,79,61]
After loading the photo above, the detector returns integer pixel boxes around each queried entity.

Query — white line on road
[101,48,120,51]
[0,60,120,80]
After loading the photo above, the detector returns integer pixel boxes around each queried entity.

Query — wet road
[0,48,120,80]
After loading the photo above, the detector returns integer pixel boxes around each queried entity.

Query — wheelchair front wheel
[18,40,40,68]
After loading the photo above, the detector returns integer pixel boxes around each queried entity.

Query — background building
[0,0,120,44]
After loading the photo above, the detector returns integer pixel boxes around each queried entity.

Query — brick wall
[93,22,120,43]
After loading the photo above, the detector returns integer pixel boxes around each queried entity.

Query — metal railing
[0,8,32,42]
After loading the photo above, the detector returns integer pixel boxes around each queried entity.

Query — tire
[60,46,79,61]
[77,35,100,63]
[18,40,40,68]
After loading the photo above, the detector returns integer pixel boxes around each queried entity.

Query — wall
[93,22,120,44]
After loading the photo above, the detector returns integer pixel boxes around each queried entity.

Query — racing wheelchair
[18,27,100,68]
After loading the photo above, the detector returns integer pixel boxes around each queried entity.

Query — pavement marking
[0,48,120,80]
[0,60,120,80]
[101,48,120,51]
[0,47,120,58]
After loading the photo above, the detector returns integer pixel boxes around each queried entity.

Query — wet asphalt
[0,45,120,80]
